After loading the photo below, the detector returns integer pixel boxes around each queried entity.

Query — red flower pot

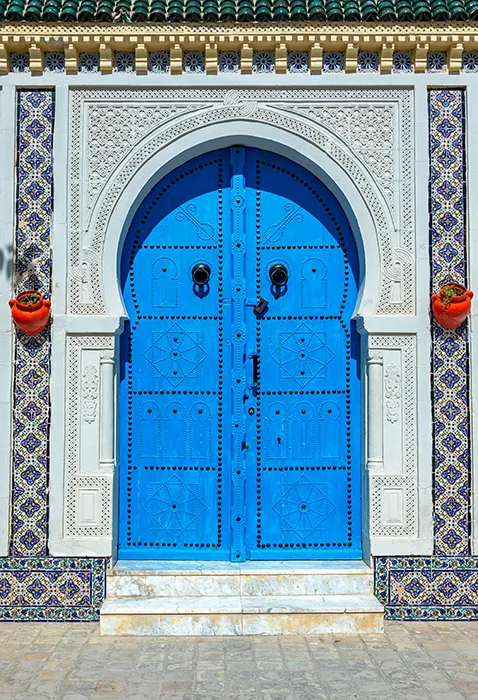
[9,291,51,336]
[431,283,473,329]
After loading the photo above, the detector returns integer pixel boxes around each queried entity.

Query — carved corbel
[415,42,429,73]
[135,43,148,74]
[29,43,42,74]
[241,43,253,74]
[0,43,8,74]
[381,43,394,73]
[310,42,323,74]
[99,42,113,73]
[64,43,78,73]
[449,42,464,73]
[275,42,288,74]
[345,41,359,72]
[170,43,182,74]
[366,353,384,471]
[205,43,218,74]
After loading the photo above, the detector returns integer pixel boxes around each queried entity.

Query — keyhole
[277,437,281,445]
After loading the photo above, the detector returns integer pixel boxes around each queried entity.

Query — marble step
[107,560,374,598]
[100,593,384,636]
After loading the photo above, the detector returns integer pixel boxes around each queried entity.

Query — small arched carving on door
[292,402,315,459]
[301,258,327,309]
[318,401,341,459]
[190,402,212,459]
[139,401,161,458]
[152,257,178,309]
[266,402,288,459]
[164,402,186,458]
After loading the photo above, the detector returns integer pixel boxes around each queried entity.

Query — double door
[119,146,361,560]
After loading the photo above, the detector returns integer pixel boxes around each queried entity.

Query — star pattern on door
[143,323,208,387]
[273,474,336,539]
[271,323,335,387]
[142,475,207,540]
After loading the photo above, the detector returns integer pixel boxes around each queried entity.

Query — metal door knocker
[192,262,211,286]
[269,262,288,287]
[269,262,288,298]
[192,262,211,298]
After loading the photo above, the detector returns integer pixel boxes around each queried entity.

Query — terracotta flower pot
[9,291,51,336]
[431,283,473,329]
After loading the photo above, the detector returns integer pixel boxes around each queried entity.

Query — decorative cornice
[1,23,478,74]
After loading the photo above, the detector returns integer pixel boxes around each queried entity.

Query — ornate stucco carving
[368,335,417,539]
[68,87,414,316]
[385,362,401,424]
[65,335,114,539]
[82,364,99,424]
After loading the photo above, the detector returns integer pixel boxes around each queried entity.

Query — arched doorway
[119,146,361,561]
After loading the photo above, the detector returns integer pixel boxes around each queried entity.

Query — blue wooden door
[119,147,361,560]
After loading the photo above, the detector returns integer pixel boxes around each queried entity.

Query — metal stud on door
[119,147,361,560]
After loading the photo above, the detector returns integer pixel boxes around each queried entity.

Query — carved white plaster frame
[47,85,433,558]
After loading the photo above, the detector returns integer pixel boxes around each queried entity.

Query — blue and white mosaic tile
[0,558,106,621]
[11,90,54,559]
[375,557,478,620]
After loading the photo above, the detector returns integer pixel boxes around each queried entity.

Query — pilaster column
[99,354,115,473]
[367,353,384,471]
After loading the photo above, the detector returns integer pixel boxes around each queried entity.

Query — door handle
[252,354,259,385]
[248,353,259,394]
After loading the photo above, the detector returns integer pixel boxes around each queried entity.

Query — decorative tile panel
[11,90,54,558]
[0,558,106,621]
[429,89,470,556]
[375,557,478,621]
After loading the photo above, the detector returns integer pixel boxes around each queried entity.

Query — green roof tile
[203,0,218,20]
[6,0,24,19]
[149,0,166,20]
[343,0,361,21]
[290,0,308,19]
[0,0,477,23]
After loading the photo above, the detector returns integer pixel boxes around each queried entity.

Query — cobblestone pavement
[1,621,478,699]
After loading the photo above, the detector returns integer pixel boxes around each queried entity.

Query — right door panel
[244,148,361,559]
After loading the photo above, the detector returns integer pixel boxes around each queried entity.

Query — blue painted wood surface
[119,147,361,560]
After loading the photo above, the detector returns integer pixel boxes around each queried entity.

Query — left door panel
[119,151,232,559]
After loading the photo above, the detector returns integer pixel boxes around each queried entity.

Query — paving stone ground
[1,621,478,699]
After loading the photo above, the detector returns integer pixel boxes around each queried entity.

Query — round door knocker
[269,262,289,288]
[191,262,211,287]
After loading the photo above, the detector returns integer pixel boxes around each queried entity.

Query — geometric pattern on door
[119,147,361,560]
